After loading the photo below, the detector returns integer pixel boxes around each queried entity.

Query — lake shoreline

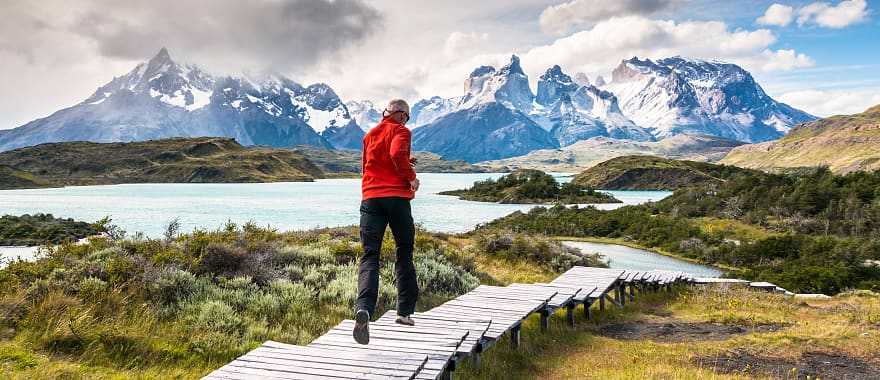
[0,173,671,237]
[554,236,735,273]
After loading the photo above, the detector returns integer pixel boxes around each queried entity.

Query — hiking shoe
[353,309,370,345]
[395,315,415,326]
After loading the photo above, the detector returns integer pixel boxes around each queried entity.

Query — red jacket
[362,117,417,200]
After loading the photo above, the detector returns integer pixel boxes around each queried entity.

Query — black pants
[355,197,419,317]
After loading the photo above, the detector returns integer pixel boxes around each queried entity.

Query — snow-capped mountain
[411,56,559,162]
[0,48,363,152]
[603,57,815,143]
[346,100,382,131]
[409,57,656,161]
[536,65,654,145]
[411,96,461,127]
[411,103,558,163]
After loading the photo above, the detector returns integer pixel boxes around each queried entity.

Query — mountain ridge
[0,48,364,152]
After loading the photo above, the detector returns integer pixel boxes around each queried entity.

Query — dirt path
[695,349,880,380]
[595,315,785,343]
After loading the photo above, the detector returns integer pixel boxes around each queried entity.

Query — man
[352,99,420,345]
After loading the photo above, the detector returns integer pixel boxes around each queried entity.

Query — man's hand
[409,157,418,166]
[410,178,420,192]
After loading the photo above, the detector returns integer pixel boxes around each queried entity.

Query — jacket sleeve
[389,126,417,182]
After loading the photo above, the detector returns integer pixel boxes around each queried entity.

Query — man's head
[383,99,410,125]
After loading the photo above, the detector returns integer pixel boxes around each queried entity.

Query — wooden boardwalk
[203,266,697,380]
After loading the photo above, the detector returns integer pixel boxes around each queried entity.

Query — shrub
[78,277,108,300]
[415,252,479,296]
[267,279,313,311]
[196,243,246,276]
[150,269,207,308]
[317,264,358,306]
[183,300,244,334]
[473,229,607,272]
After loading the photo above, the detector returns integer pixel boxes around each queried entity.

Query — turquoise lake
[1,173,683,268]
[0,173,669,237]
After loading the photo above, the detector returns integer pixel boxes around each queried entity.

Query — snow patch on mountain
[604,56,815,143]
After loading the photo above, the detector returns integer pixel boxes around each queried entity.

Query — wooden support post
[472,344,483,367]
[583,301,592,320]
[615,286,621,305]
[599,295,606,311]
[619,284,626,306]
[440,370,453,380]
[540,309,550,332]
[566,304,575,327]
[511,325,521,349]
[629,283,636,301]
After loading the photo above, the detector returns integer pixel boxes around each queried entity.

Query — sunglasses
[383,109,410,123]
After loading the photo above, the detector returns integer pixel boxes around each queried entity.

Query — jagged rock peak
[469,65,496,78]
[540,65,573,83]
[573,72,591,86]
[499,55,525,76]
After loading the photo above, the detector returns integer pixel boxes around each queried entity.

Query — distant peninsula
[292,146,491,176]
[439,169,620,204]
[0,137,323,189]
[572,155,753,191]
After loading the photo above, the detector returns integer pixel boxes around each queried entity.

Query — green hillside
[0,138,323,189]
[572,155,752,190]
[440,169,620,204]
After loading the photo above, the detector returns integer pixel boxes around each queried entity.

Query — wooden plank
[444,299,543,313]
[237,352,416,378]
[226,360,398,380]
[323,330,462,346]
[250,348,424,371]
[312,335,459,353]
[331,321,468,340]
[262,341,426,364]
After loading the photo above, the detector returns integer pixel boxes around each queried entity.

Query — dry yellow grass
[457,287,880,379]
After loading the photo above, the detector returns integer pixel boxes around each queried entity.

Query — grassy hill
[0,138,324,189]
[440,169,620,204]
[292,146,491,176]
[572,155,752,190]
[722,104,880,173]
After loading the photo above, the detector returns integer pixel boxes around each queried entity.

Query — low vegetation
[0,214,103,246]
[459,287,880,379]
[0,218,599,379]
[440,169,620,204]
[483,164,880,294]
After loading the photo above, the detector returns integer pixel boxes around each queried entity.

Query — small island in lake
[439,169,621,204]
[1,214,104,246]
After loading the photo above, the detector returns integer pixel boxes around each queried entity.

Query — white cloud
[539,0,678,36]
[797,0,869,28]
[757,3,795,26]
[443,32,490,58]
[519,16,813,87]
[778,89,880,117]
[753,49,815,71]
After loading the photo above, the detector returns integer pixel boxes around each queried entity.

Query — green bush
[183,300,244,333]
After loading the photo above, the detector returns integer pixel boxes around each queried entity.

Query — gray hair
[386,99,410,114]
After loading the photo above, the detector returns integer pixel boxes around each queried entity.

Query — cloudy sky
[1,0,877,129]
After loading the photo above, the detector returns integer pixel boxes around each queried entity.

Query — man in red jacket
[353,99,419,345]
